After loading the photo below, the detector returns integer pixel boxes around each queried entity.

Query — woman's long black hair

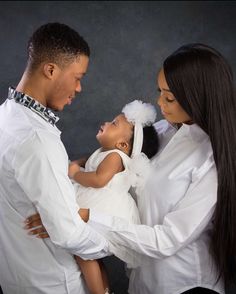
[163,43,236,284]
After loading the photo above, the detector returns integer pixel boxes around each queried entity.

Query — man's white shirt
[0,95,109,294]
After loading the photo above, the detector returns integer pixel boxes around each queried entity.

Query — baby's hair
[129,125,159,159]
[142,125,159,159]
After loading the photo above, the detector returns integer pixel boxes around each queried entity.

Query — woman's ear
[43,63,58,79]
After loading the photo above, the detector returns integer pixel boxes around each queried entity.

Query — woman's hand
[24,213,49,239]
[24,209,89,239]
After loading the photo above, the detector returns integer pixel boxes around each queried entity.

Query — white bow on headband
[122,100,157,158]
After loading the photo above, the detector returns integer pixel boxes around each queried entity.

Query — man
[0,22,109,294]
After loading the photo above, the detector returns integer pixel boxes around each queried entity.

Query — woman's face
[157,69,192,124]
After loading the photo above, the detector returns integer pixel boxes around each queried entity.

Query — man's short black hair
[27,22,90,71]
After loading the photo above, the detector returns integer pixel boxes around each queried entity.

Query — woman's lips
[161,109,170,116]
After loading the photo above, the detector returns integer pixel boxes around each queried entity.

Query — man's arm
[15,131,109,259]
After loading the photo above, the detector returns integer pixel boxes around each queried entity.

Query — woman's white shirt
[89,119,224,294]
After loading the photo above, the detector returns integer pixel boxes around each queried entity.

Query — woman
[25,44,236,294]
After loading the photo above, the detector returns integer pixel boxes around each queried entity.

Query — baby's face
[96,114,133,150]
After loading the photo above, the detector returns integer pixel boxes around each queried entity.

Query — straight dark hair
[163,43,236,284]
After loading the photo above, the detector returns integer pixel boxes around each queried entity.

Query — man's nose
[75,81,81,93]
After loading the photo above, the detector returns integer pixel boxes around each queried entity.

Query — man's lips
[67,96,74,105]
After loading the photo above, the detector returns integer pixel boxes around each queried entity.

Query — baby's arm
[72,152,123,188]
[68,162,81,179]
[68,156,89,178]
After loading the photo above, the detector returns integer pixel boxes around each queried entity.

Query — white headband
[122,100,157,158]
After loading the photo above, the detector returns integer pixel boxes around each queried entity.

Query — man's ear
[43,63,58,79]
[116,141,129,152]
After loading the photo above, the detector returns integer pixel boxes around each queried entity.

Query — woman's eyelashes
[165,97,176,103]
[158,88,176,103]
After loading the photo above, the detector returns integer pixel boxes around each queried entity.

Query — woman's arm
[25,167,217,259]
[24,170,217,259]
[88,165,218,259]
[25,208,90,238]
[25,159,217,261]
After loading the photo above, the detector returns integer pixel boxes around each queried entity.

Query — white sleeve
[89,164,217,259]
[13,132,109,260]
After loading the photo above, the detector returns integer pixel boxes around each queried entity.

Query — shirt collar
[8,87,59,126]
[180,122,208,142]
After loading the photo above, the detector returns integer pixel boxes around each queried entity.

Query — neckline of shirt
[8,87,59,126]
[172,122,208,143]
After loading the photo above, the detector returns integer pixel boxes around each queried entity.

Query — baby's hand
[68,161,80,178]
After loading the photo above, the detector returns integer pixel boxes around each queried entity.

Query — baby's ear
[115,141,129,152]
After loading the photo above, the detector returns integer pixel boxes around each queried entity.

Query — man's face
[46,55,89,111]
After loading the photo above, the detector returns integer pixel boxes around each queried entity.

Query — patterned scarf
[8,87,59,126]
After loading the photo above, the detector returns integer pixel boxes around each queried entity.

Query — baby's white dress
[73,148,140,225]
[73,148,142,268]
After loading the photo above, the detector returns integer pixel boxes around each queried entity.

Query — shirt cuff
[70,220,110,259]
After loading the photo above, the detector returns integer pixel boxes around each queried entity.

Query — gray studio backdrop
[0,1,236,294]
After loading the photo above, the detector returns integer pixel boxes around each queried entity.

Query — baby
[69,100,159,294]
